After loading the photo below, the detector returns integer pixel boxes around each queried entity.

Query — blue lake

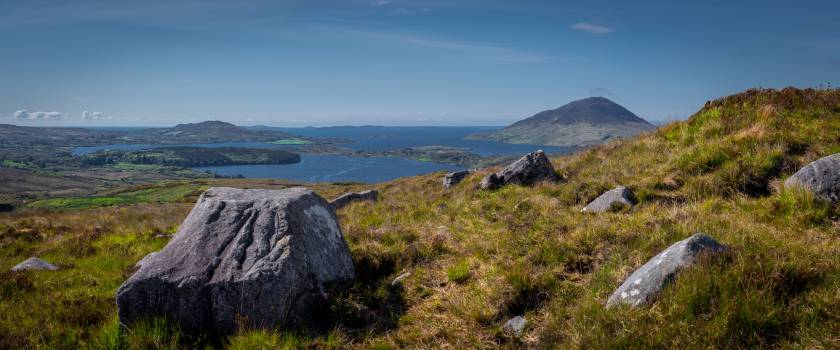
[195,155,462,184]
[74,126,577,183]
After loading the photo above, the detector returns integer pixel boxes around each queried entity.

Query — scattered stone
[0,203,14,212]
[443,170,472,189]
[11,257,58,272]
[607,233,727,308]
[502,316,527,336]
[784,153,840,203]
[330,189,379,209]
[391,272,411,286]
[480,150,559,190]
[117,187,356,334]
[582,186,637,213]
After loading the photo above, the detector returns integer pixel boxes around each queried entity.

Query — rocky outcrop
[784,153,840,202]
[10,257,58,272]
[582,186,637,213]
[330,190,379,209]
[479,150,559,190]
[443,170,472,189]
[607,233,726,308]
[117,187,355,334]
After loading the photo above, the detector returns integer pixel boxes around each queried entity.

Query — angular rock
[582,186,637,213]
[330,190,379,209]
[784,153,840,202]
[443,170,472,189]
[607,233,726,308]
[117,187,355,333]
[480,150,559,190]
[502,316,527,336]
[11,257,58,272]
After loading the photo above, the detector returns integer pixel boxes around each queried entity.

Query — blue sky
[1,0,838,126]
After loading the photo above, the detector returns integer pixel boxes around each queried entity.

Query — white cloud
[82,110,113,120]
[310,25,552,63]
[571,22,615,34]
[372,0,391,6]
[389,7,431,16]
[14,110,63,120]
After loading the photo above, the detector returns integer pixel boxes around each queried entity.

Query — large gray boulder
[607,233,726,308]
[582,186,637,213]
[784,153,840,202]
[480,150,559,190]
[117,187,355,333]
[11,257,58,272]
[443,170,472,189]
[330,190,379,209]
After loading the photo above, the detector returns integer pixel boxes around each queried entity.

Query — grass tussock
[1,88,839,349]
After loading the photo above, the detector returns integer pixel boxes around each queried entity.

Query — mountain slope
[470,97,656,146]
[1,88,839,349]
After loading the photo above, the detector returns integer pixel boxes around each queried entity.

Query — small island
[80,147,301,167]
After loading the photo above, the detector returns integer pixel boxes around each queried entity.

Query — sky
[1,0,838,127]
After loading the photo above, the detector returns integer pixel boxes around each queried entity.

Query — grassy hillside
[1,88,839,349]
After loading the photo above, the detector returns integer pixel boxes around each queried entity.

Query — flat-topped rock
[11,257,58,272]
[443,170,472,189]
[582,186,637,213]
[784,153,840,202]
[330,190,379,209]
[607,233,727,308]
[117,187,355,333]
[480,150,559,190]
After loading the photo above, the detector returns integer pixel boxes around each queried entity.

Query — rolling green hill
[0,88,838,349]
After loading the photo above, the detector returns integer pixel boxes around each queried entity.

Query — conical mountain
[471,97,655,147]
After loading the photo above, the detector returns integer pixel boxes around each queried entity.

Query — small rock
[606,233,727,308]
[443,170,472,189]
[117,187,355,334]
[391,272,411,286]
[582,186,637,213]
[11,257,58,272]
[784,153,840,202]
[330,190,379,209]
[502,316,527,336]
[480,150,559,190]
[154,233,175,239]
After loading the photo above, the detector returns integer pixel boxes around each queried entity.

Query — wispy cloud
[309,24,552,63]
[82,111,113,121]
[372,0,391,6]
[14,110,63,120]
[571,22,615,34]
[388,7,431,16]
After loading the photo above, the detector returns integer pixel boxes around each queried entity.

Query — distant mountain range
[468,97,655,147]
[0,121,309,146]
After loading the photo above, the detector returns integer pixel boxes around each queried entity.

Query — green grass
[26,182,205,209]
[269,138,312,145]
[1,88,839,349]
